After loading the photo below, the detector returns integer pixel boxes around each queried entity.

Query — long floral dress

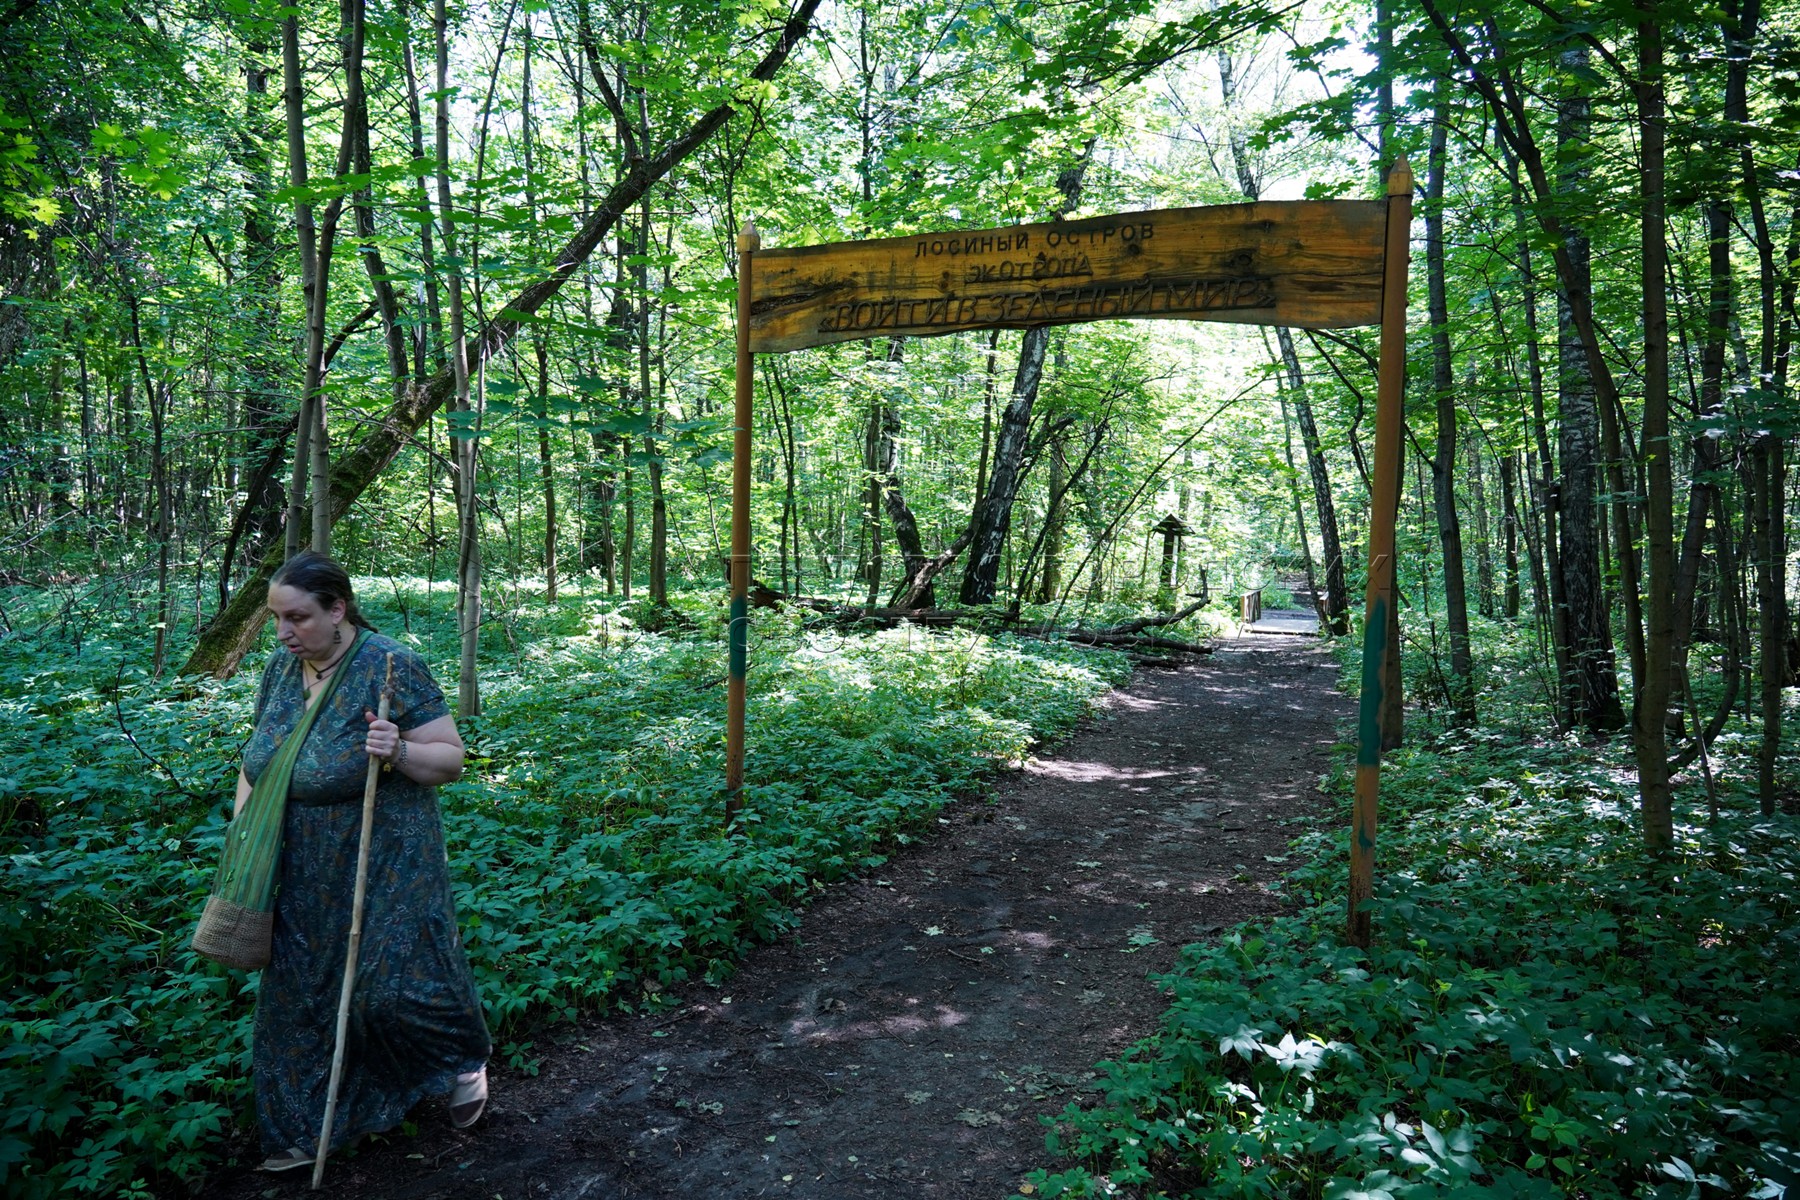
[241,631,491,1156]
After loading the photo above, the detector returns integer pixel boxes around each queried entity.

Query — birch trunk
[435,0,480,716]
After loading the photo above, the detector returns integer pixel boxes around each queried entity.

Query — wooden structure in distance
[730,166,1413,949]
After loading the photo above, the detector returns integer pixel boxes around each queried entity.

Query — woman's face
[267,583,346,662]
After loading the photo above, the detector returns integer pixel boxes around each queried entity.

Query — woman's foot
[259,1147,312,1172]
[449,1065,488,1128]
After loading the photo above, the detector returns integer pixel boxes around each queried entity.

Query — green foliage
[0,104,59,231]
[1026,734,1800,1198]
[0,583,1126,1197]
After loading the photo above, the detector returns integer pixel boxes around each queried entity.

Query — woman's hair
[270,551,378,632]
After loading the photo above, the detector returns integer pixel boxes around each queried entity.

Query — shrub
[1026,732,1800,1199]
[2,586,1128,1197]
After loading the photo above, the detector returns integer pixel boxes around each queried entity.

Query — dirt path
[201,631,1345,1200]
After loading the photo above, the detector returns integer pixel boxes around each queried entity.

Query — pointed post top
[738,219,761,254]
[1385,156,1412,196]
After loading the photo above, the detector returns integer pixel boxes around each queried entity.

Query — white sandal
[260,1147,312,1172]
[449,1065,488,1128]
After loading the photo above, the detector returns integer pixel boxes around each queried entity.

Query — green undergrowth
[1026,688,1800,1196]
[0,583,1128,1199]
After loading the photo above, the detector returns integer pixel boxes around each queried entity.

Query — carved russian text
[749,200,1385,352]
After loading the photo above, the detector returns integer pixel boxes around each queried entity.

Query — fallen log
[1068,631,1214,655]
[748,582,839,612]
[1125,653,1182,669]
[784,598,1214,659]
[802,605,977,628]
[1083,595,1209,637]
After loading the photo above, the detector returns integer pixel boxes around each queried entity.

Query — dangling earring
[333,625,342,644]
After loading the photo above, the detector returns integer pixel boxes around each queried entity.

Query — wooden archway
[728,162,1414,946]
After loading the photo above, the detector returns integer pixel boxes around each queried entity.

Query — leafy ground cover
[0,580,1129,1199]
[1027,630,1800,1199]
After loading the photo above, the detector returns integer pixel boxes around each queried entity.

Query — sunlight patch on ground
[787,1005,970,1044]
[1102,693,1166,713]
[1025,759,1174,785]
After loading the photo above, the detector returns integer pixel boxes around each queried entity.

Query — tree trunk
[1499,452,1521,618]
[1632,8,1675,852]
[861,340,904,608]
[436,0,481,717]
[1502,149,1570,711]
[1469,425,1494,617]
[399,0,444,376]
[585,431,619,586]
[621,319,635,602]
[1722,0,1791,814]
[77,342,95,543]
[1752,438,1785,815]
[1277,390,1322,619]
[960,326,1048,605]
[306,0,368,556]
[1425,93,1475,724]
[865,348,933,607]
[1552,47,1626,731]
[973,329,999,509]
[1038,434,1066,604]
[958,154,1088,606]
[767,358,802,596]
[280,10,318,560]
[1671,200,1732,729]
[641,204,668,607]
[537,339,557,601]
[1217,45,1348,635]
[521,28,556,602]
[348,0,408,398]
[220,44,289,604]
[1375,0,1404,753]
[1669,495,1746,774]
[1418,3,1670,733]
[150,376,172,677]
[1273,329,1349,634]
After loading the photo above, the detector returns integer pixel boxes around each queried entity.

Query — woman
[237,551,491,1172]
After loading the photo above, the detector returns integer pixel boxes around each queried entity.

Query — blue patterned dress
[242,631,491,1156]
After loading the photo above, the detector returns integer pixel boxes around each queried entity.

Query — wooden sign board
[747,199,1388,353]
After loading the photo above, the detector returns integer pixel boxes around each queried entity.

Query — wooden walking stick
[313,653,394,1189]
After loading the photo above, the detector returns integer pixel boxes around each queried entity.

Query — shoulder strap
[253,627,371,804]
[213,627,373,912]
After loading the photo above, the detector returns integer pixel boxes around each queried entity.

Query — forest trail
[202,630,1346,1200]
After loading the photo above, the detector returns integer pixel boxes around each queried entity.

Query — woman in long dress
[236,551,491,1171]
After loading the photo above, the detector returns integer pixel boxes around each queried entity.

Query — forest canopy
[2,0,1798,1191]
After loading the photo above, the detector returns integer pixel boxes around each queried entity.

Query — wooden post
[1349,159,1412,949]
[1151,514,1187,597]
[726,221,758,822]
